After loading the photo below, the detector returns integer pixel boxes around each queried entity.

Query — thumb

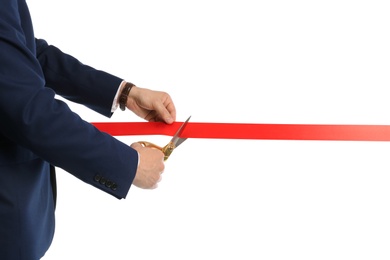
[155,103,173,124]
[131,142,143,150]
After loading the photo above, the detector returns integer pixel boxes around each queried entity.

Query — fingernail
[166,117,173,124]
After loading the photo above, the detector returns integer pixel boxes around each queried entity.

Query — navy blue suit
[0,0,138,259]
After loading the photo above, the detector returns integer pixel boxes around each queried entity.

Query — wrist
[119,82,135,111]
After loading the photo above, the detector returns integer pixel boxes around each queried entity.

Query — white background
[27,0,390,259]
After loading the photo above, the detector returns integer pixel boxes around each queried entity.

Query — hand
[130,142,165,189]
[126,85,176,124]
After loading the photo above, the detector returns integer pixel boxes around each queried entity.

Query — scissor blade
[170,116,191,147]
[174,137,187,148]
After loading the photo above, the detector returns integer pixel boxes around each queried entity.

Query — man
[0,0,176,259]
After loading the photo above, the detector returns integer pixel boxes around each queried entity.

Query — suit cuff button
[111,183,118,191]
[105,180,113,188]
[94,174,101,182]
[99,177,107,185]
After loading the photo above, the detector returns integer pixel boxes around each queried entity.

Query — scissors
[138,116,191,161]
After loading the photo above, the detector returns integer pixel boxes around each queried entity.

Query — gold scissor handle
[138,141,175,161]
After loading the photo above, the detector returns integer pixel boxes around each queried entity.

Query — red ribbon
[91,121,390,141]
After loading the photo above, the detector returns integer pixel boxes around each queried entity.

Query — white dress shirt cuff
[111,80,127,112]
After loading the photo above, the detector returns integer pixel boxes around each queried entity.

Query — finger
[144,111,156,122]
[151,175,162,189]
[154,102,174,124]
[165,99,176,122]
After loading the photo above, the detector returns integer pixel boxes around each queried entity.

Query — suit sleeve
[0,2,137,199]
[35,39,121,117]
